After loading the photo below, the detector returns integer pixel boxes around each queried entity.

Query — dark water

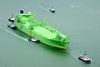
[0,0,100,67]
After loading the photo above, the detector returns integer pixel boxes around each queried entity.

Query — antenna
[84,50,87,55]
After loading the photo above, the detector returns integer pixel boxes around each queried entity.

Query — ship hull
[15,12,69,49]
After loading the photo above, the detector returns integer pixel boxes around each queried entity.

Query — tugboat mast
[84,51,87,55]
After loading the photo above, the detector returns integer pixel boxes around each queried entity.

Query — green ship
[8,10,69,49]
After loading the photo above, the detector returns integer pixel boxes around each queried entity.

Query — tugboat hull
[78,57,91,63]
[78,55,92,63]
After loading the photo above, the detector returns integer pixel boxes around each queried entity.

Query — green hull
[15,12,69,49]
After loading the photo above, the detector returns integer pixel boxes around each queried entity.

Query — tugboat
[78,51,92,63]
[49,9,55,13]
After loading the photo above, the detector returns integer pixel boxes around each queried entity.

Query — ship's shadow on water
[35,41,70,56]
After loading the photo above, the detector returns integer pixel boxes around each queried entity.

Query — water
[0,0,100,67]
